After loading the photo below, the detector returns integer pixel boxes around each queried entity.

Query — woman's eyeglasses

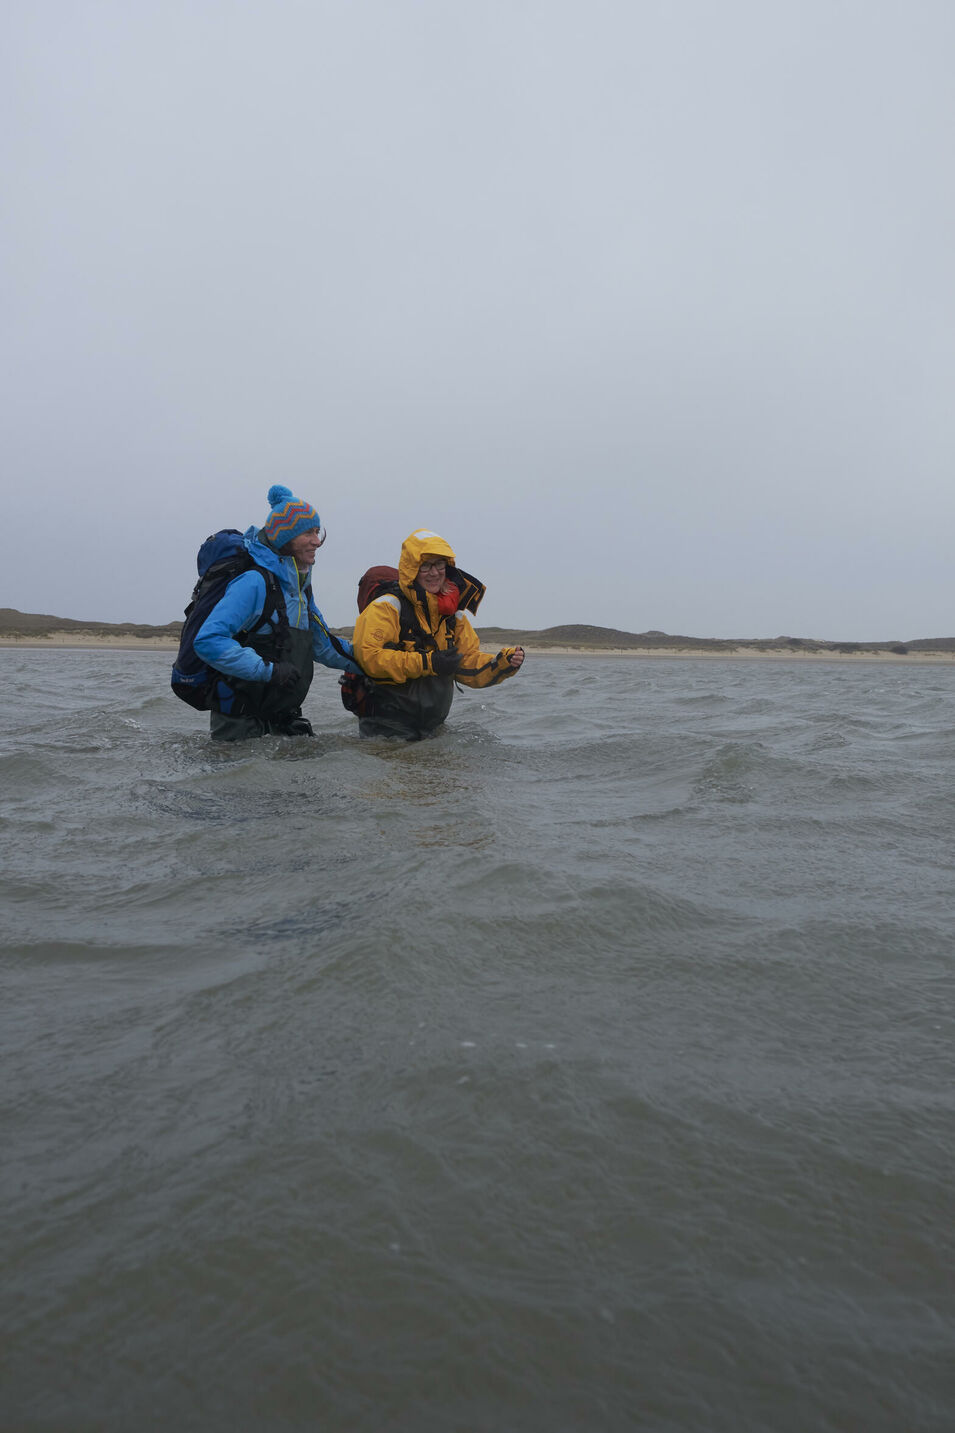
[418,559,447,574]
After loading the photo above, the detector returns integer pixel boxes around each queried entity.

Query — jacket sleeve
[309,600,362,674]
[453,614,520,688]
[353,596,430,683]
[194,571,274,683]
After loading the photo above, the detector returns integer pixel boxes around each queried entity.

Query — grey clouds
[2,0,952,638]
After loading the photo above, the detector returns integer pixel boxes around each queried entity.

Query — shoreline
[530,646,955,664]
[0,636,181,651]
[2,635,954,665]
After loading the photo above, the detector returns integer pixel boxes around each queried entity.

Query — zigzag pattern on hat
[266,500,317,537]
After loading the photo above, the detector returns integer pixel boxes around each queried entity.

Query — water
[2,650,953,1432]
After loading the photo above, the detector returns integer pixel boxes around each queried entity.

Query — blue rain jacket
[194,526,360,685]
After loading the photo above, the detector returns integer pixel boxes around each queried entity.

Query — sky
[2,0,953,640]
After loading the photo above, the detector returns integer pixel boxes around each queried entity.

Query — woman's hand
[509,646,525,668]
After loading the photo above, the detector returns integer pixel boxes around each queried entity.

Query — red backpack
[339,566,420,717]
[357,565,400,612]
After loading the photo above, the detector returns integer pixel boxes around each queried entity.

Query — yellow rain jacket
[353,529,521,735]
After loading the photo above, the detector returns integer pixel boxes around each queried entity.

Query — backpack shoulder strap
[261,567,286,628]
[374,582,441,654]
[235,565,288,650]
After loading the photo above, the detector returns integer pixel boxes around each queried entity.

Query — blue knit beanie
[262,485,321,549]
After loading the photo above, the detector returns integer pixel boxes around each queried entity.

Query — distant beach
[0,635,180,652]
[2,634,954,664]
[528,646,955,664]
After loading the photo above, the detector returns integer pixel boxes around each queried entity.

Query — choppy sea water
[1,649,953,1433]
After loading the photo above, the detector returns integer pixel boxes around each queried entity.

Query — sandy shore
[2,634,953,664]
[0,635,180,651]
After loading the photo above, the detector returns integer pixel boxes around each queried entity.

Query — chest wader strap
[311,603,355,663]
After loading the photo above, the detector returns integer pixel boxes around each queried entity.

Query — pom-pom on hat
[262,484,322,550]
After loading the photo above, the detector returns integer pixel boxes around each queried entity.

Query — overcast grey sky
[2,0,952,638]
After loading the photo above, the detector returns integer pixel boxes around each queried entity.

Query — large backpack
[171,529,287,710]
[339,565,446,717]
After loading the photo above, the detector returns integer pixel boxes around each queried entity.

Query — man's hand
[432,650,463,677]
[269,661,301,689]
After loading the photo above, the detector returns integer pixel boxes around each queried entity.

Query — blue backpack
[171,529,286,710]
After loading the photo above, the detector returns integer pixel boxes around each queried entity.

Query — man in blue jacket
[195,485,361,741]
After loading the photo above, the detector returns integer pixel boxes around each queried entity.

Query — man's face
[288,528,323,568]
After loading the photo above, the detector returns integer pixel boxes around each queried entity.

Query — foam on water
[1,649,953,1432]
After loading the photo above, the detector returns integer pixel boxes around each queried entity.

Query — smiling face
[287,527,323,569]
[417,555,447,594]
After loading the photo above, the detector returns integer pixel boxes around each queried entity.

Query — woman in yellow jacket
[352,528,525,739]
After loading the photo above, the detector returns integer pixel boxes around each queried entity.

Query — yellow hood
[397,529,457,595]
